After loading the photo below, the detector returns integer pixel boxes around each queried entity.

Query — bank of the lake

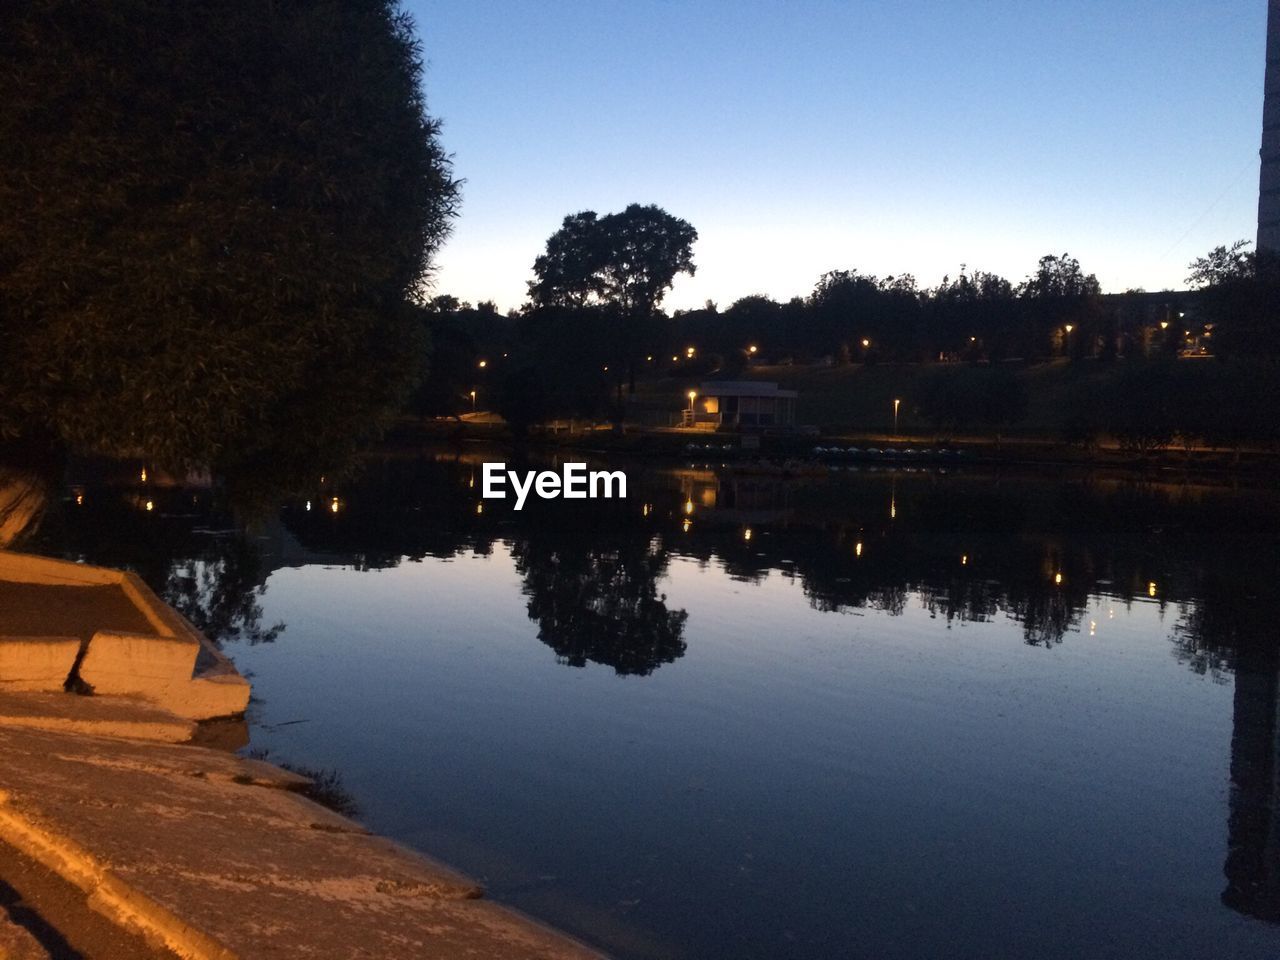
[0,551,601,960]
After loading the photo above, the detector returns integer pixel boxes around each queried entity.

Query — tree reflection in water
[511,504,687,675]
[12,450,1280,926]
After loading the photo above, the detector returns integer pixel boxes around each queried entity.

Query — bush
[0,0,458,487]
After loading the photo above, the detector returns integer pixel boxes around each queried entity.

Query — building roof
[698,381,798,398]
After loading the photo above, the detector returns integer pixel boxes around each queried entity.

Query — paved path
[0,726,603,959]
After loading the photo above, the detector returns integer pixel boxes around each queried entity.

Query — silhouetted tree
[926,267,1017,359]
[913,366,1027,439]
[1019,254,1102,358]
[529,204,696,409]
[1187,240,1255,288]
[1106,363,1179,454]
[0,0,459,489]
[1188,241,1280,357]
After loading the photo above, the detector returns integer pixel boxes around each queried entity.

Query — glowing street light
[893,398,901,434]
[687,390,697,413]
[469,389,476,410]
[861,338,871,348]
[477,359,487,368]
[747,344,758,355]
[686,346,696,358]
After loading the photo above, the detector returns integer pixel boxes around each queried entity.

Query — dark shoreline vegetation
[2,3,1279,510]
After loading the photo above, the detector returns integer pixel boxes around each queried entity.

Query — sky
[406,0,1267,312]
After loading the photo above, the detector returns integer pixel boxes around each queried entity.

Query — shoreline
[389,419,1280,486]
[0,551,604,960]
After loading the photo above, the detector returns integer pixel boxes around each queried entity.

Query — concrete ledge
[78,631,199,692]
[0,551,253,721]
[0,636,80,692]
[0,553,122,588]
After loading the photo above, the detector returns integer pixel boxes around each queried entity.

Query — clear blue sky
[406,0,1265,311]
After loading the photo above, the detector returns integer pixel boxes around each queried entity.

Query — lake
[25,449,1280,959]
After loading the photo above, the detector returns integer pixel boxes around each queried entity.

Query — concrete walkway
[0,550,603,959]
[0,724,603,959]
[0,913,47,960]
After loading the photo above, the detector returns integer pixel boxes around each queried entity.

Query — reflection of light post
[893,398,901,434]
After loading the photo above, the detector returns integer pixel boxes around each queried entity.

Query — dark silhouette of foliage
[1188,241,1280,357]
[164,540,284,647]
[0,0,459,487]
[913,366,1028,438]
[504,497,690,675]
[1105,363,1180,454]
[496,305,611,429]
[528,204,696,405]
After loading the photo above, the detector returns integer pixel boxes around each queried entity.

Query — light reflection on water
[21,454,1280,959]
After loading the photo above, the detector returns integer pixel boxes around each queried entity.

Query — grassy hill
[635,360,1128,439]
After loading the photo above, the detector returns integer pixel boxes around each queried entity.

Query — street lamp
[747,344,758,355]
[686,346,696,358]
[469,389,476,411]
[893,398,901,434]
[687,390,697,419]
[477,359,487,368]
[861,338,871,348]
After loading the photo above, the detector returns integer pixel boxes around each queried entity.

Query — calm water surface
[28,451,1280,959]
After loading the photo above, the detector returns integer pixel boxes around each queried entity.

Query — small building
[685,381,798,430]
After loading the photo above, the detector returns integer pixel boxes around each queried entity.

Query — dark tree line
[414,233,1280,447]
